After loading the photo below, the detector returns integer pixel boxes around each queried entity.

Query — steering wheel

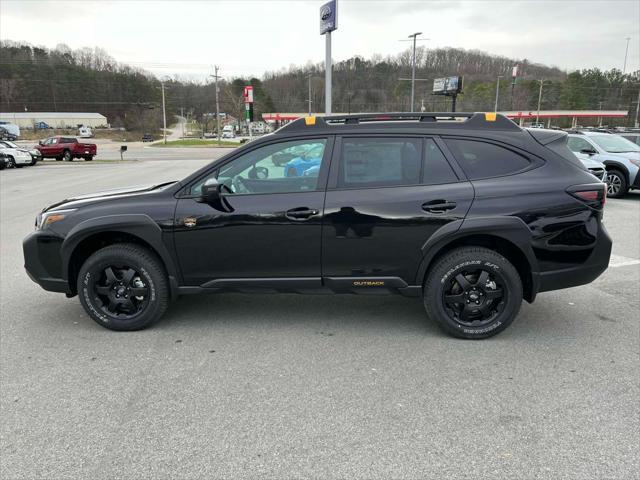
[232,176,248,194]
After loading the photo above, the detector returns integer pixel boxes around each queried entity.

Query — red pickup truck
[35,136,97,161]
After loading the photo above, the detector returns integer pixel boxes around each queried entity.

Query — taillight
[567,184,606,209]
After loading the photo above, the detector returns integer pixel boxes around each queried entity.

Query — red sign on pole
[243,86,254,103]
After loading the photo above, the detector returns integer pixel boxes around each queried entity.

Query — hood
[606,151,640,162]
[579,156,606,169]
[44,182,177,212]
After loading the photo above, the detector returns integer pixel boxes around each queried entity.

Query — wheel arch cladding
[61,214,179,296]
[416,217,538,303]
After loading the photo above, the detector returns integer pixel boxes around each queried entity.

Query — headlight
[36,209,76,230]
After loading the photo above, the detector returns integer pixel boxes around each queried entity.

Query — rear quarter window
[444,139,531,180]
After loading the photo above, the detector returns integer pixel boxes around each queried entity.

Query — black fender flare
[415,216,540,292]
[61,214,180,297]
[602,161,630,183]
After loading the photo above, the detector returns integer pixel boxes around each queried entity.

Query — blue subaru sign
[320,0,337,34]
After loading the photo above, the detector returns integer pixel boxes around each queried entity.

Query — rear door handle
[422,200,457,213]
[285,207,319,220]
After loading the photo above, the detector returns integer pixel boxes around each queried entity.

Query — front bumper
[23,230,70,294]
[535,223,612,294]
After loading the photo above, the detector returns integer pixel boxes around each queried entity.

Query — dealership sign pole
[244,85,254,141]
[320,0,337,114]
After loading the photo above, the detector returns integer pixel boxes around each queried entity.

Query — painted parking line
[609,254,640,268]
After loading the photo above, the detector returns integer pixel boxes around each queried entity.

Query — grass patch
[152,139,239,148]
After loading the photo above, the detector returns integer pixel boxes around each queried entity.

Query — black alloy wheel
[77,243,169,331]
[424,247,522,339]
[442,268,506,327]
[91,265,150,320]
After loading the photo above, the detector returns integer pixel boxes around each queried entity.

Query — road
[1,160,638,479]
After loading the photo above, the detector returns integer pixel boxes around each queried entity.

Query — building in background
[0,112,108,129]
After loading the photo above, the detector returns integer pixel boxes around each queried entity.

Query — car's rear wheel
[606,169,627,198]
[77,243,169,331]
[423,247,522,339]
[85,155,94,161]
[63,150,72,161]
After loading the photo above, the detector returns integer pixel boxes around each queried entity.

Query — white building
[0,112,108,129]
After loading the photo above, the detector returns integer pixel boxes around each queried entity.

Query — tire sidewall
[425,249,522,339]
[78,249,164,331]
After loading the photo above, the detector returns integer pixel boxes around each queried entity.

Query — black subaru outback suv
[23,113,611,338]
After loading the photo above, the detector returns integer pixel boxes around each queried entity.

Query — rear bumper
[23,230,71,294]
[535,223,612,294]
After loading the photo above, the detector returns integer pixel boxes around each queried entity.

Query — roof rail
[275,112,521,134]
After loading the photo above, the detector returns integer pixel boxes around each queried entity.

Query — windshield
[590,134,640,153]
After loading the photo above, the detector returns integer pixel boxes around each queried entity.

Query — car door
[174,136,333,286]
[322,136,474,288]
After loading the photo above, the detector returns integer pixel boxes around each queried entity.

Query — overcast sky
[1,0,638,81]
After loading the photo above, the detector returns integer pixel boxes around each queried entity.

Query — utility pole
[325,32,332,114]
[408,32,422,112]
[623,37,631,73]
[307,74,313,116]
[635,90,640,128]
[210,66,221,146]
[536,79,544,123]
[161,80,167,144]
[494,75,503,113]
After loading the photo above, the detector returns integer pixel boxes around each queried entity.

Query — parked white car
[0,141,32,167]
[78,125,93,138]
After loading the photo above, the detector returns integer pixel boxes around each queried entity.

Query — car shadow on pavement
[157,293,442,336]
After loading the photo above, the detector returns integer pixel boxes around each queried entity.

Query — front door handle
[285,207,319,220]
[422,200,457,213]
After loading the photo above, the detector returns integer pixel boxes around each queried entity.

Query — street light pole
[210,67,221,146]
[536,79,544,123]
[161,80,167,144]
[325,32,332,114]
[634,90,640,128]
[308,74,312,116]
[623,37,631,73]
[494,75,503,113]
[408,32,422,112]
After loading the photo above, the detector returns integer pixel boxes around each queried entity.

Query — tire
[423,247,523,339]
[77,243,169,331]
[7,156,15,168]
[85,155,93,161]
[606,169,628,198]
[63,150,72,161]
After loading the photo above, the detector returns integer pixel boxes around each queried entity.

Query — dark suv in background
[23,113,611,339]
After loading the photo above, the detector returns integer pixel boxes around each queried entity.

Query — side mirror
[200,177,222,203]
[581,148,597,155]
[38,140,44,145]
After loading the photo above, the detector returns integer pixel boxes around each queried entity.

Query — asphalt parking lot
[1,159,639,479]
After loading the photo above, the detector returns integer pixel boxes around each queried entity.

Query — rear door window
[444,139,531,179]
[338,137,421,188]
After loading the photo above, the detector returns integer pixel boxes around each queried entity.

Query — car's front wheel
[77,243,169,331]
[423,247,523,339]
[606,169,628,198]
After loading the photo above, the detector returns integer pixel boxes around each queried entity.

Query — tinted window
[567,136,595,153]
[424,139,457,184]
[191,138,327,195]
[444,139,530,179]
[339,137,421,188]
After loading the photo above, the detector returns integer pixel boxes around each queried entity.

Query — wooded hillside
[1,41,638,131]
